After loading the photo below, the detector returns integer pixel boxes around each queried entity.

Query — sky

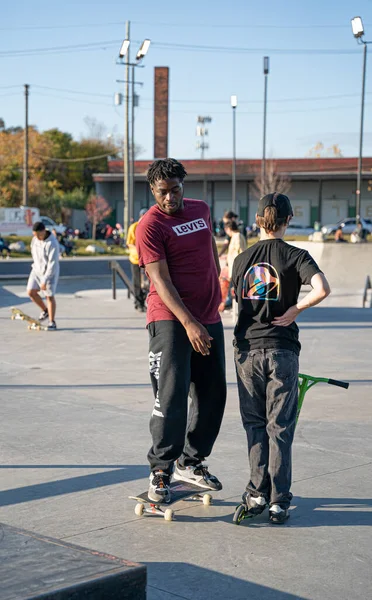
[2,0,372,161]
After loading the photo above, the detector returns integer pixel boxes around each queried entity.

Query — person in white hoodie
[27,221,60,330]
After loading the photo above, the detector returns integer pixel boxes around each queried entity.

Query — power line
[0,39,121,57]
[0,39,361,58]
[33,91,113,107]
[31,151,113,162]
[33,85,112,98]
[1,20,372,31]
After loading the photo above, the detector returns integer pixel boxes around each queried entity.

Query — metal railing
[362,275,372,307]
[109,260,134,300]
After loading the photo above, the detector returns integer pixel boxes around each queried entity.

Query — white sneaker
[269,504,289,524]
[173,462,222,490]
[148,470,171,503]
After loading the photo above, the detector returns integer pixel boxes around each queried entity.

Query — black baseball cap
[257,192,293,218]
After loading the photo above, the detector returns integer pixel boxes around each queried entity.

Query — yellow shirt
[127,221,139,265]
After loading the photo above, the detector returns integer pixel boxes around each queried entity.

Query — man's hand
[185,321,213,355]
[40,282,47,291]
[272,305,302,327]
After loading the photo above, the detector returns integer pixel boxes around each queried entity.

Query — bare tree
[252,160,291,198]
[86,195,112,240]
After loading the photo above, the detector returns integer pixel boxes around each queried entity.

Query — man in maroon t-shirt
[136,158,226,502]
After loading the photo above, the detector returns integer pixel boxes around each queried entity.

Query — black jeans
[130,263,145,309]
[235,348,299,508]
[147,320,226,474]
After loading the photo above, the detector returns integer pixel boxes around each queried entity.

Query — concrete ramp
[291,242,371,307]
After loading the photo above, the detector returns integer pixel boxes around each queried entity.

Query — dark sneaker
[39,310,48,321]
[269,504,290,524]
[173,462,222,491]
[47,321,57,330]
[242,492,267,515]
[148,470,171,503]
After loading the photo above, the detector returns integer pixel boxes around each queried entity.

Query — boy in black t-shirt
[231,192,331,523]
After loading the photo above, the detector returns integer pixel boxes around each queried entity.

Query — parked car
[284,223,315,237]
[321,217,372,236]
[40,216,66,235]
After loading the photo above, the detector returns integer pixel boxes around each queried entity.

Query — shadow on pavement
[0,285,29,309]
[146,562,307,600]
[0,465,149,507]
[170,496,372,529]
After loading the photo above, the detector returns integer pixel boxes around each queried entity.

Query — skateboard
[232,373,350,525]
[10,307,48,331]
[129,481,213,522]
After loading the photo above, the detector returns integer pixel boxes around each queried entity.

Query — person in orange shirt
[126,208,148,312]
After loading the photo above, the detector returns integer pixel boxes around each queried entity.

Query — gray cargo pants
[235,348,299,508]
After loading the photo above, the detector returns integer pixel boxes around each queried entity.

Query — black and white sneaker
[47,321,57,330]
[173,462,222,491]
[269,504,289,524]
[148,470,171,503]
[242,492,267,515]
[39,310,48,321]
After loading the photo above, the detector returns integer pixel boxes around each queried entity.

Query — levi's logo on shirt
[172,218,208,236]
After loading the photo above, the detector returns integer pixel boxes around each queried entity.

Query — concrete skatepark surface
[1,253,371,599]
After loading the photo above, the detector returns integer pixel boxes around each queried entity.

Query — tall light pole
[23,84,29,206]
[131,39,150,223]
[196,116,212,159]
[351,16,371,223]
[262,56,269,194]
[117,35,150,230]
[231,95,237,214]
[118,28,130,233]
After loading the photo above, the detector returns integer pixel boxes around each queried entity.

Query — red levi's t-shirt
[136,198,221,325]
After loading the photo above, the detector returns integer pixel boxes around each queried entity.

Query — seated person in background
[334,226,347,243]
[352,222,368,243]
[0,234,11,258]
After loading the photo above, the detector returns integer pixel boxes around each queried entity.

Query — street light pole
[262,57,269,194]
[23,84,29,206]
[231,95,237,214]
[351,16,372,223]
[130,63,135,225]
[357,42,367,223]
[117,36,150,229]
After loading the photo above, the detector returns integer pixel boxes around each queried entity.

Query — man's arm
[43,242,59,283]
[146,260,213,356]
[272,272,331,327]
[212,236,221,276]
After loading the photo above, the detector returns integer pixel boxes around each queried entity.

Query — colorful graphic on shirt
[242,262,280,301]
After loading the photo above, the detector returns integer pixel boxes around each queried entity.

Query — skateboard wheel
[233,504,247,525]
[11,316,15,320]
[164,509,173,522]
[27,325,31,330]
[134,503,144,517]
[203,493,212,506]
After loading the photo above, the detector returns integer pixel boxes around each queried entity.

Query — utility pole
[130,64,135,224]
[123,21,130,233]
[262,57,269,194]
[23,84,29,206]
[356,42,367,223]
[231,96,237,214]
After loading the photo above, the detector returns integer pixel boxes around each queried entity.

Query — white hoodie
[30,231,60,284]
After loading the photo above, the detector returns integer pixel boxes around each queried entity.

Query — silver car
[321,217,372,236]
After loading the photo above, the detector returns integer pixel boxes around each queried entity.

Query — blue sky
[2,0,372,160]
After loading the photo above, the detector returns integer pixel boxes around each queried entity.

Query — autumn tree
[307,142,343,158]
[252,160,291,199]
[85,195,112,239]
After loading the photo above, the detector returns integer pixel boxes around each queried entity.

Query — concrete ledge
[0,523,146,600]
